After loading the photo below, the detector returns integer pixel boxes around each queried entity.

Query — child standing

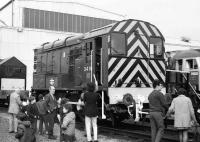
[60,103,76,142]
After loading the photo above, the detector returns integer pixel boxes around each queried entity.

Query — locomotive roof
[173,49,200,59]
[37,19,164,51]
[83,19,164,40]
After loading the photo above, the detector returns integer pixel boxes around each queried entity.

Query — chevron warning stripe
[108,19,165,87]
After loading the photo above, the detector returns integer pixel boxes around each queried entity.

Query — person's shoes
[9,131,14,133]
[94,141,98,142]
[48,135,57,140]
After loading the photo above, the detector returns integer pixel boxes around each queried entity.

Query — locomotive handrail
[166,69,190,73]
[182,74,200,100]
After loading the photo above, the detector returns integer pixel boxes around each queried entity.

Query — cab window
[186,59,198,69]
[149,37,163,58]
[111,33,126,55]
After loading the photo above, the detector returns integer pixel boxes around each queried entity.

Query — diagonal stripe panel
[150,25,161,37]
[154,60,165,75]
[108,57,116,68]
[114,59,136,86]
[140,22,152,37]
[129,71,150,87]
[108,58,121,74]
[149,60,165,82]
[141,60,157,82]
[108,58,126,82]
[124,21,137,33]
[122,64,140,87]
[108,58,131,87]
[108,20,165,88]
[150,60,165,81]
[119,20,132,32]
[113,21,127,32]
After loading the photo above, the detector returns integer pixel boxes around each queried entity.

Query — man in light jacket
[8,88,22,133]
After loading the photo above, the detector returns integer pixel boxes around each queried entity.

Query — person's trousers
[39,114,48,134]
[85,116,97,141]
[9,113,18,132]
[31,118,37,133]
[47,110,56,136]
[149,111,164,142]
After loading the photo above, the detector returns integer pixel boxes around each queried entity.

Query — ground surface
[0,110,135,142]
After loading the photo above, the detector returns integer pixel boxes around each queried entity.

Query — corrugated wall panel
[23,8,117,33]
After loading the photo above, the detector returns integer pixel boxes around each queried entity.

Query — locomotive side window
[111,33,126,55]
[186,59,198,69]
[149,37,163,58]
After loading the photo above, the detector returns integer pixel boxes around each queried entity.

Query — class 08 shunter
[33,19,166,125]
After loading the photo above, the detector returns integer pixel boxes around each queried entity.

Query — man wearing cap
[44,86,58,140]
[148,79,168,142]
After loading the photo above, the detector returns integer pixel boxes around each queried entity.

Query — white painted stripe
[141,60,157,80]
[130,66,149,87]
[140,35,149,58]
[140,33,148,44]
[140,22,152,37]
[122,64,148,87]
[127,40,148,57]
[113,21,127,32]
[150,25,161,37]
[114,59,136,85]
[122,64,139,87]
[135,28,149,55]
[158,60,165,71]
[108,57,117,68]
[150,60,165,81]
[108,58,126,81]
[127,40,138,56]
[127,33,135,45]
[124,21,137,33]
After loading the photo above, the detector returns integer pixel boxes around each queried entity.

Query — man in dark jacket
[36,94,48,135]
[44,86,58,140]
[27,96,39,133]
[148,79,168,142]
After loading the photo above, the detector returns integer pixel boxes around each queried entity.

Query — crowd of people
[7,79,200,142]
[7,82,99,142]
[148,79,199,142]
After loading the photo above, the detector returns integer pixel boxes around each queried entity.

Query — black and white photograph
[0,0,200,142]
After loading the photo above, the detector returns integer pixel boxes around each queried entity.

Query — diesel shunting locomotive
[33,19,168,125]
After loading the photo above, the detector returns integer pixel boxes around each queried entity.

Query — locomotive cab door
[94,37,102,85]
[83,37,103,85]
[83,41,93,83]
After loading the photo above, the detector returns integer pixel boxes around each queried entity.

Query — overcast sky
[0,0,200,41]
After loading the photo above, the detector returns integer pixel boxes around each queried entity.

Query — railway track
[77,119,197,142]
